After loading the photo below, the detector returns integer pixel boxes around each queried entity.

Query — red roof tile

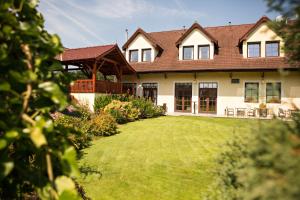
[127,21,296,73]
[59,44,116,62]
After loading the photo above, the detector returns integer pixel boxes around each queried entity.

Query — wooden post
[92,62,97,93]
[65,64,68,72]
[119,65,123,93]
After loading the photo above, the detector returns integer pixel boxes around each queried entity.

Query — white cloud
[41,0,107,45]
[64,0,205,19]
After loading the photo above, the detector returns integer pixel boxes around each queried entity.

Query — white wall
[179,29,214,60]
[242,23,284,58]
[123,71,300,116]
[125,34,157,62]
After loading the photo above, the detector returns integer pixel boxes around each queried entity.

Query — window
[129,50,138,62]
[266,82,281,103]
[123,83,137,96]
[142,49,151,62]
[183,46,194,60]
[142,83,158,104]
[247,42,260,58]
[245,82,259,103]
[266,41,279,57]
[198,45,210,59]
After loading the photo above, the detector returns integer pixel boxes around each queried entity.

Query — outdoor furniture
[236,108,246,117]
[226,107,234,116]
[258,108,268,118]
[278,108,288,118]
[247,108,256,117]
[288,109,300,118]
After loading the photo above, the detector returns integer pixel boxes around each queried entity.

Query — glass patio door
[199,82,218,113]
[142,83,158,104]
[175,83,192,112]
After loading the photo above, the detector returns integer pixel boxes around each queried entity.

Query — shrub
[94,95,113,111]
[94,94,131,112]
[90,112,118,136]
[104,100,140,124]
[0,1,81,198]
[131,97,165,118]
[54,114,93,150]
[215,114,300,200]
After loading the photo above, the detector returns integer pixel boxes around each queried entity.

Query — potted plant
[259,103,268,117]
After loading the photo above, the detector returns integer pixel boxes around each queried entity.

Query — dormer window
[247,42,260,58]
[129,49,138,62]
[198,45,210,59]
[266,41,279,57]
[142,48,151,62]
[183,46,194,60]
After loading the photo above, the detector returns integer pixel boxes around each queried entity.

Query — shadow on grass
[79,165,103,180]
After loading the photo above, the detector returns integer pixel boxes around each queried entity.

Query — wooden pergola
[57,44,135,93]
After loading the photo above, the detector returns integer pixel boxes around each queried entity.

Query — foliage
[104,100,140,124]
[54,114,92,150]
[216,115,300,200]
[94,94,130,111]
[131,97,165,118]
[0,1,81,199]
[94,95,165,121]
[90,111,118,136]
[265,0,300,64]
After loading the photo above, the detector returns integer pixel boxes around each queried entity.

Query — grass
[78,116,258,200]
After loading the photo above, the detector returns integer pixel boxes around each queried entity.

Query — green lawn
[78,116,257,200]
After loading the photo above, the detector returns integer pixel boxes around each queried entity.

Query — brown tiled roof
[58,44,116,62]
[57,44,135,75]
[127,19,296,73]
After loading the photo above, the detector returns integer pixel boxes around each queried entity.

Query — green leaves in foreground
[0,0,80,199]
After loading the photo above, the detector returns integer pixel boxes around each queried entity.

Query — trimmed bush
[104,100,140,124]
[90,112,118,136]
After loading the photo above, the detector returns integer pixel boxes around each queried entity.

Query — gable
[181,29,212,46]
[246,23,282,42]
[242,22,284,58]
[127,33,154,50]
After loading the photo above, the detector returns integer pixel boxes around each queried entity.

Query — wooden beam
[101,57,118,65]
[97,60,106,70]
[119,66,123,93]
[92,62,97,93]
[112,63,121,80]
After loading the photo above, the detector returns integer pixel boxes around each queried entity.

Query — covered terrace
[57,44,135,94]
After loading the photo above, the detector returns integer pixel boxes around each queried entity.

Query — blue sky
[38,0,280,48]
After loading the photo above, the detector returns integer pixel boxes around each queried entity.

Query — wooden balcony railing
[70,79,122,94]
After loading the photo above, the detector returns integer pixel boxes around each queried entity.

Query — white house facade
[122,16,300,116]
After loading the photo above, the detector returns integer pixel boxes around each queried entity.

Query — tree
[266,0,300,64]
[0,0,80,199]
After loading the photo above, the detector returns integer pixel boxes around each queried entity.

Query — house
[121,16,300,116]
